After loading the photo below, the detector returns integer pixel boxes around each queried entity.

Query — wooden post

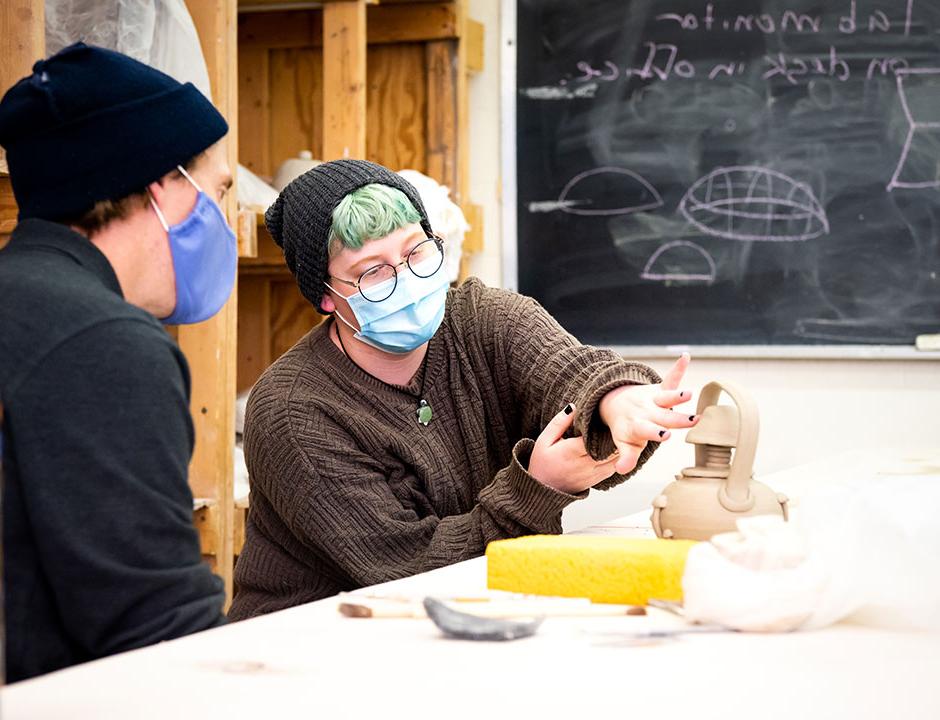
[426,40,458,195]
[181,0,238,607]
[0,0,44,249]
[323,0,367,160]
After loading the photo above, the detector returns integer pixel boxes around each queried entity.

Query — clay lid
[685,404,739,447]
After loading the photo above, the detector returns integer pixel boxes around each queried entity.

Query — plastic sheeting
[45,0,212,101]
[682,473,940,632]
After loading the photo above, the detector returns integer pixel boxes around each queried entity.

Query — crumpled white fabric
[397,170,469,284]
[682,473,940,632]
[237,165,279,213]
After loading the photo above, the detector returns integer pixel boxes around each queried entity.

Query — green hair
[329,183,422,256]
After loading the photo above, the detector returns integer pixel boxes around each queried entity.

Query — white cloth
[237,165,279,214]
[682,473,940,632]
[397,170,469,284]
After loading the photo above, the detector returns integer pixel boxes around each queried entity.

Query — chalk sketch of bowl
[554,166,664,216]
[641,240,716,284]
[679,166,829,242]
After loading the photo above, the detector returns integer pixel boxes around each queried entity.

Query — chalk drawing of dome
[679,166,829,242]
[554,166,664,216]
[641,241,716,283]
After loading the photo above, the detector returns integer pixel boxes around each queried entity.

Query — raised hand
[598,353,699,475]
[528,403,620,494]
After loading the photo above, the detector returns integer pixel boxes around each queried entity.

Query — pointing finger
[660,352,691,391]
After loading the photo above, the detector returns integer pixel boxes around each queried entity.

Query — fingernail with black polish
[564,403,573,415]
[658,430,666,438]
[689,415,696,421]
[680,391,685,397]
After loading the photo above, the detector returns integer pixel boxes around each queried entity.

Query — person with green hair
[229,159,698,619]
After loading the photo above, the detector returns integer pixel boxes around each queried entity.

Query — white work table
[5,450,940,719]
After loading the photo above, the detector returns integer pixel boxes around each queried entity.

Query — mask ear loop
[148,164,201,232]
[148,192,170,232]
[176,164,204,193]
[323,281,360,334]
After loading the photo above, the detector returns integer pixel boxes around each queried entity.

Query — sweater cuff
[576,362,662,460]
[478,438,587,534]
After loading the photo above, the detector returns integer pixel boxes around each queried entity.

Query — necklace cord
[332,319,430,401]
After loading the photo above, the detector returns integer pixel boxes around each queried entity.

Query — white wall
[465,2,940,531]
[466,0,504,287]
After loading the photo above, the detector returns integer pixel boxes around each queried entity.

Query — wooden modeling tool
[337,593,647,620]
[651,380,789,541]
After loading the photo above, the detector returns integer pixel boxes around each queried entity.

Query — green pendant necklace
[334,321,433,427]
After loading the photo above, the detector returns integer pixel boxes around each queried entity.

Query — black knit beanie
[265,159,433,312]
[0,42,228,221]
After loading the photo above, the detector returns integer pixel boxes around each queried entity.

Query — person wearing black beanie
[229,159,701,620]
[0,43,234,682]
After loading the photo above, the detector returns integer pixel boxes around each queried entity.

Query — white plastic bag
[682,473,940,632]
[237,165,279,213]
[46,0,211,100]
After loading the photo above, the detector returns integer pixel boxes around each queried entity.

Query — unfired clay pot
[651,380,789,541]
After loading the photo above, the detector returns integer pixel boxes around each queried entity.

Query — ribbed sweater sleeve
[454,279,662,482]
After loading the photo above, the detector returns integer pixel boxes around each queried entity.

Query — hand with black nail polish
[596,353,701,475]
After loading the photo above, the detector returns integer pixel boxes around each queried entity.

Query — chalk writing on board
[679,166,829,242]
[528,167,664,216]
[887,68,940,191]
[652,3,913,36]
[519,83,598,100]
[640,240,717,284]
[554,44,909,89]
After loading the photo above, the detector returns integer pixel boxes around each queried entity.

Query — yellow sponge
[486,535,696,604]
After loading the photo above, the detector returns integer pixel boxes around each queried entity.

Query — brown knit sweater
[229,279,661,620]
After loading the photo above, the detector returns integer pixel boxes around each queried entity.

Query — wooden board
[237,46,270,176]
[323,0,367,160]
[268,47,323,174]
[236,276,271,393]
[0,0,44,247]
[0,176,16,247]
[465,17,484,74]
[238,4,457,49]
[181,0,238,606]
[271,279,322,361]
[425,40,458,193]
[367,43,427,172]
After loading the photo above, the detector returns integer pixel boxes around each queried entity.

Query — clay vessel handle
[695,380,759,507]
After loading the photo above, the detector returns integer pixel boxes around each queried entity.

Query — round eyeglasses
[329,235,445,303]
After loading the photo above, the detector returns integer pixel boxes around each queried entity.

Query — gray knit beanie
[265,158,433,312]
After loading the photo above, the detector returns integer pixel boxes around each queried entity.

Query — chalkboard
[514,0,940,346]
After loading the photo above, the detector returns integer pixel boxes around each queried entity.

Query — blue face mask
[327,257,449,354]
[149,166,237,325]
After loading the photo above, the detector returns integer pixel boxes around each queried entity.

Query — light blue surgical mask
[327,256,449,354]
[149,166,237,325]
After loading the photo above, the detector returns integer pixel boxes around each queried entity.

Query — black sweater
[0,219,225,683]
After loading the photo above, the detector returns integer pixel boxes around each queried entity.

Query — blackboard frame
[499,0,939,360]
